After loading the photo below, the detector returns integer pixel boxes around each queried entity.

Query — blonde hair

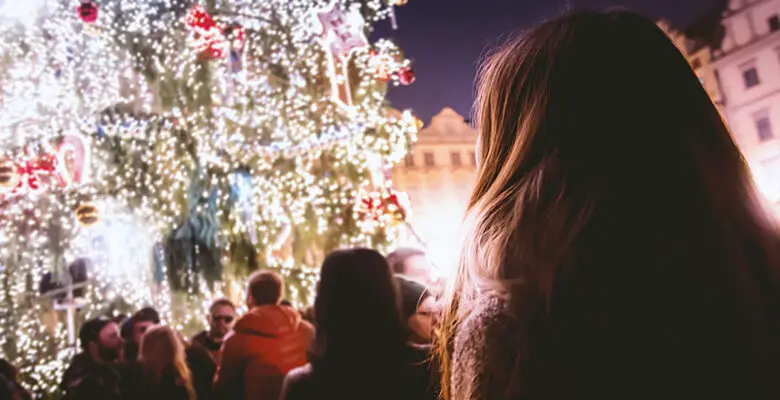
[437,11,780,399]
[139,325,196,400]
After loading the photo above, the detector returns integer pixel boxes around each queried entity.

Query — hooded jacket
[214,305,314,400]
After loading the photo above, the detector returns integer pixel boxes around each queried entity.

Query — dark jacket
[120,362,192,400]
[279,344,439,400]
[186,343,216,400]
[60,353,123,400]
[214,305,314,400]
[0,374,32,400]
[191,330,223,364]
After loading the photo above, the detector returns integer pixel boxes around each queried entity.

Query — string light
[0,0,418,396]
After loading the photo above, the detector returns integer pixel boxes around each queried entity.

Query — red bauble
[77,1,99,24]
[399,67,416,85]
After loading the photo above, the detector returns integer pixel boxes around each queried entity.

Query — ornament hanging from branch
[398,66,416,86]
[186,5,226,59]
[356,188,410,224]
[368,50,394,81]
[75,203,99,227]
[77,1,98,24]
[314,1,369,109]
[0,134,92,196]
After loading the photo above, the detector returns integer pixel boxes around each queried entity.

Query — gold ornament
[0,159,16,188]
[76,203,99,226]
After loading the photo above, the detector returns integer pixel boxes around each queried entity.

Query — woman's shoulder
[279,363,316,400]
[285,363,314,383]
[452,293,521,399]
[456,293,515,347]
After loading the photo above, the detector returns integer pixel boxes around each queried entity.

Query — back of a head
[140,326,187,381]
[386,247,425,275]
[313,248,407,366]
[133,307,161,325]
[443,10,780,399]
[247,270,284,307]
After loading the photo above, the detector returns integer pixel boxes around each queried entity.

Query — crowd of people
[0,246,440,400]
[4,9,780,400]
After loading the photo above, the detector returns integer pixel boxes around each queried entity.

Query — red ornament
[399,67,416,86]
[186,5,225,59]
[77,1,99,24]
[356,189,408,223]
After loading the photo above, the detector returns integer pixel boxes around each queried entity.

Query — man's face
[96,322,122,361]
[208,305,236,338]
[403,255,435,286]
[132,320,158,344]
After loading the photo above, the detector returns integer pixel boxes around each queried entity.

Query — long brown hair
[438,10,780,399]
[139,325,196,400]
[309,249,412,394]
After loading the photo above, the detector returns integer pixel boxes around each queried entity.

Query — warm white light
[0,0,47,25]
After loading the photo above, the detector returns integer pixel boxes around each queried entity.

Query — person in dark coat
[190,298,235,365]
[60,317,124,400]
[0,359,32,400]
[279,249,438,400]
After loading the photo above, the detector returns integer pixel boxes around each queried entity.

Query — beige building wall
[712,0,780,204]
[391,107,477,273]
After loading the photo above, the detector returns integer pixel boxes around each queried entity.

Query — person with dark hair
[191,298,236,365]
[60,317,124,399]
[396,276,437,345]
[386,247,435,286]
[215,270,313,400]
[279,249,438,400]
[121,307,216,400]
[122,307,161,362]
[0,359,32,400]
[437,10,780,400]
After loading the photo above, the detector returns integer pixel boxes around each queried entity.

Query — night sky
[372,0,719,123]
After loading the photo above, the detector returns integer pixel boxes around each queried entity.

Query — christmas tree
[0,0,417,395]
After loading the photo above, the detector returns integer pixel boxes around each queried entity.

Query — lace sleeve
[451,296,520,400]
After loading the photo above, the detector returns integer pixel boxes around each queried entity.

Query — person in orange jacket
[214,270,314,400]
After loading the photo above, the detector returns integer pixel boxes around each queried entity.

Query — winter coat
[214,305,314,400]
[191,330,223,365]
[119,362,193,400]
[0,374,32,400]
[452,291,780,400]
[186,343,217,400]
[60,353,123,400]
[279,344,439,400]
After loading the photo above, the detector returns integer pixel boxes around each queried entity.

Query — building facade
[391,107,477,273]
[712,0,780,203]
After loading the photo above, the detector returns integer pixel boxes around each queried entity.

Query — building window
[755,112,774,142]
[690,57,702,70]
[450,152,462,167]
[742,66,760,88]
[770,15,780,32]
[424,152,435,167]
[403,154,415,167]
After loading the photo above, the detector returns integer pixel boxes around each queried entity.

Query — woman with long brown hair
[280,248,437,400]
[126,325,196,400]
[438,10,780,400]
